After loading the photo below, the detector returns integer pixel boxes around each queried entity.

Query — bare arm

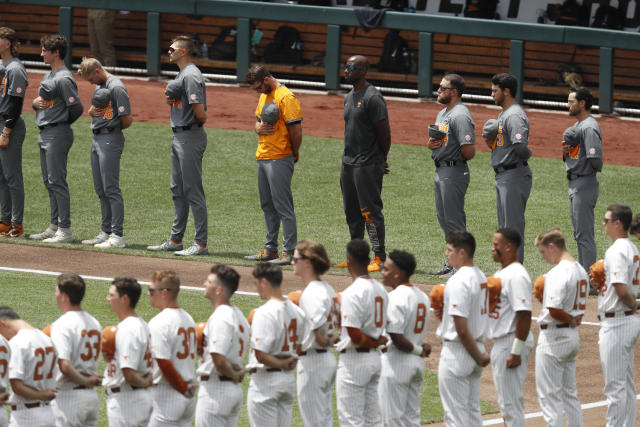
[461,144,475,160]
[254,349,297,371]
[212,353,244,384]
[548,307,577,326]
[58,359,101,387]
[613,283,637,310]
[286,122,302,159]
[121,367,153,388]
[374,118,391,161]
[120,114,133,130]
[254,120,274,135]
[346,327,388,349]
[10,379,56,401]
[313,328,330,347]
[453,315,489,366]
[506,310,531,368]
[389,333,431,357]
[192,103,207,124]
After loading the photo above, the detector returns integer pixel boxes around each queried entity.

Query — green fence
[6,0,640,113]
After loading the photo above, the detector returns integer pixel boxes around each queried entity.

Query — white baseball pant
[0,407,7,427]
[247,370,296,427]
[378,350,425,427]
[195,375,243,427]
[296,350,336,427]
[51,388,99,427]
[336,349,381,426]
[106,387,152,427]
[149,383,195,427]
[9,404,55,427]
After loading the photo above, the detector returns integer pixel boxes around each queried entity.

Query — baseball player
[77,57,133,249]
[103,277,153,427]
[0,306,58,427]
[148,35,208,256]
[436,231,489,426]
[49,274,102,427]
[427,74,475,278]
[0,332,10,426]
[147,270,197,426]
[0,27,28,239]
[379,249,431,426]
[291,240,340,427]
[244,65,302,265]
[29,34,83,244]
[335,238,389,426]
[562,87,603,273]
[195,264,249,427]
[247,263,305,427]
[631,213,640,240]
[335,55,391,272]
[534,228,586,427]
[486,73,532,263]
[598,204,640,426]
[488,228,534,427]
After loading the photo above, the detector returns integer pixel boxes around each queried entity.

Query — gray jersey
[0,57,28,113]
[343,82,388,166]
[169,63,206,127]
[35,67,81,126]
[432,102,475,162]
[491,103,531,168]
[91,75,131,131]
[564,115,602,175]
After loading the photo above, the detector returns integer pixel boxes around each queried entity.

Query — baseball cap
[91,88,111,109]
[428,124,446,140]
[261,102,280,125]
[38,80,57,100]
[483,119,499,140]
[165,80,182,99]
[563,126,579,146]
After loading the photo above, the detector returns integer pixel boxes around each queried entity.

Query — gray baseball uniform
[90,75,130,237]
[169,63,208,246]
[564,116,602,272]
[491,104,532,262]
[35,67,82,229]
[432,102,474,240]
[0,57,27,227]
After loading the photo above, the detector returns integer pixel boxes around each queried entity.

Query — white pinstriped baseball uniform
[336,275,388,427]
[247,299,305,427]
[8,329,58,427]
[0,334,11,427]
[49,311,102,427]
[598,237,640,427]
[195,304,250,427]
[102,316,153,427]
[378,283,429,427]
[488,262,534,427]
[148,308,197,427]
[436,265,488,427]
[297,280,340,427]
[535,259,587,427]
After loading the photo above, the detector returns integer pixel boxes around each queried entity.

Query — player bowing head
[346,238,371,274]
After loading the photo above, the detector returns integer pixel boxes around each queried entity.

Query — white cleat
[174,243,208,256]
[82,231,110,245]
[43,228,74,244]
[29,225,58,240]
[95,234,125,249]
[147,239,183,251]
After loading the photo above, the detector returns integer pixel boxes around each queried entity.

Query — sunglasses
[253,81,265,92]
[168,46,182,54]
[345,64,366,72]
[439,85,454,91]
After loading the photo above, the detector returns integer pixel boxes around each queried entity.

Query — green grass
[11,113,640,283]
[0,270,496,425]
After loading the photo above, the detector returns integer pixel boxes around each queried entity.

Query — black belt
[299,349,328,356]
[249,367,283,373]
[38,122,67,130]
[200,375,232,382]
[171,123,203,133]
[92,127,117,135]
[11,402,49,410]
[597,310,634,320]
[494,161,528,174]
[340,347,370,353]
[435,160,466,168]
[108,385,145,393]
[73,385,89,390]
[540,323,570,330]
[567,172,596,181]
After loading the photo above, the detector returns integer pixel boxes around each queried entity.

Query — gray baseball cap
[428,124,446,140]
[261,102,280,125]
[483,119,499,140]
[563,127,579,146]
[91,88,111,109]
[38,80,57,100]
[165,80,182,99]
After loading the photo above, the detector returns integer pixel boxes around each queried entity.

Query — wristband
[412,343,423,356]
[0,132,9,138]
[511,338,525,356]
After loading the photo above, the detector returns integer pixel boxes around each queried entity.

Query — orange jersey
[254,86,302,160]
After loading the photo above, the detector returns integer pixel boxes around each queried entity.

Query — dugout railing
[4,0,640,113]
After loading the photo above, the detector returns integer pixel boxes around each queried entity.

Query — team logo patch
[190,94,197,101]
[68,96,75,103]
[119,106,125,113]
[465,135,471,141]
[16,87,22,94]
[589,148,596,154]
[515,133,522,140]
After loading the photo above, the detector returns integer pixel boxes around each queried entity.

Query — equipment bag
[209,26,237,60]
[377,30,412,74]
[264,25,303,65]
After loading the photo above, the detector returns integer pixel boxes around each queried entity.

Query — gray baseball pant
[569,175,598,272]
[38,125,73,228]
[91,132,125,236]
[434,164,469,240]
[495,165,532,263]
[0,117,25,225]
[340,162,386,259]
[170,128,208,245]
[257,155,297,254]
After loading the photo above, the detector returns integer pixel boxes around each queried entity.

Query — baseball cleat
[147,239,183,251]
[0,221,10,234]
[439,267,457,280]
[244,249,278,261]
[367,256,384,272]
[43,228,74,243]
[95,234,125,249]
[174,243,208,256]
[268,252,294,265]
[82,231,110,245]
[29,225,58,240]
[334,260,348,268]
[428,262,453,276]
[0,224,24,238]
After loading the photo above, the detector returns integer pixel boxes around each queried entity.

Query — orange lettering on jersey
[569,145,580,159]
[172,99,182,109]
[0,77,6,97]
[496,126,504,147]
[47,99,54,108]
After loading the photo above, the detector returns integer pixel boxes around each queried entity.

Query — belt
[73,385,89,390]
[249,367,283,373]
[171,123,203,133]
[494,161,528,174]
[108,385,145,394]
[38,122,67,130]
[92,127,116,135]
[299,349,328,356]
[11,402,49,411]
[434,159,466,168]
[199,375,232,382]
[340,347,370,354]
[540,323,570,330]
[567,172,596,181]
[597,310,634,321]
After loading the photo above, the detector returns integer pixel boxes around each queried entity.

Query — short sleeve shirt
[537,260,588,325]
[343,83,388,166]
[102,316,152,388]
[0,57,28,114]
[432,102,475,163]
[491,103,531,168]
[170,63,206,127]
[488,262,532,339]
[91,74,131,131]
[299,280,340,351]
[386,284,430,352]
[564,115,603,175]
[9,329,58,406]
[599,238,640,313]
[35,67,81,126]
[255,85,302,160]
[148,308,196,385]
